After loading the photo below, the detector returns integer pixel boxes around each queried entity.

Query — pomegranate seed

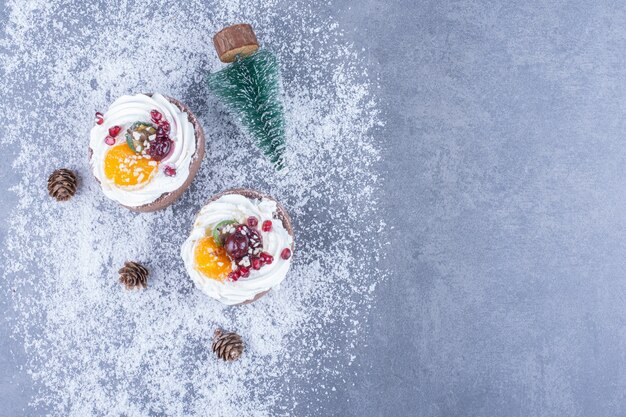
[281,248,292,260]
[262,220,272,232]
[239,266,250,278]
[95,111,104,125]
[228,270,241,281]
[260,252,274,264]
[247,216,258,227]
[150,109,162,122]
[251,257,262,270]
[164,165,176,176]
[104,135,116,146]
[159,120,170,134]
[108,125,121,137]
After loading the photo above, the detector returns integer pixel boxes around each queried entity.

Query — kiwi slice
[125,122,157,153]
[212,220,238,246]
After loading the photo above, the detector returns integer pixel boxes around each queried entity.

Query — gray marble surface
[2,1,626,416]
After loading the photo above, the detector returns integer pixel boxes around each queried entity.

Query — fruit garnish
[164,165,176,176]
[105,135,116,146]
[156,125,167,138]
[207,219,275,281]
[260,252,273,265]
[147,137,172,161]
[194,236,232,281]
[228,270,241,281]
[125,122,157,153]
[95,111,104,125]
[224,232,249,259]
[262,220,272,232]
[108,125,122,137]
[281,248,292,260]
[248,229,263,251]
[212,220,237,246]
[150,109,163,123]
[104,143,157,187]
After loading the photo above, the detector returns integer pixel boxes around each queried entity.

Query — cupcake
[181,189,295,305]
[89,93,205,212]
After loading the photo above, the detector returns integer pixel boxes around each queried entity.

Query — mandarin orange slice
[194,236,233,281]
[104,143,157,187]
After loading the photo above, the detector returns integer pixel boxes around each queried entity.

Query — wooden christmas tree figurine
[208,24,286,169]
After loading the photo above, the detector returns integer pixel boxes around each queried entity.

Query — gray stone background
[2,0,626,416]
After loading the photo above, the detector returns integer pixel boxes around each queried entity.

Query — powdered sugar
[1,0,383,415]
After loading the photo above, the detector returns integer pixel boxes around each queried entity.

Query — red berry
[262,220,272,232]
[228,270,241,281]
[247,216,258,227]
[239,266,250,278]
[281,248,292,260]
[104,135,116,146]
[225,232,249,259]
[164,165,176,176]
[150,109,162,122]
[147,138,172,161]
[159,120,170,134]
[251,257,262,270]
[156,130,165,141]
[260,252,274,265]
[95,112,104,125]
[108,125,121,137]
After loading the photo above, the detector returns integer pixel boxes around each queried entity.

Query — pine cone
[47,168,78,201]
[212,329,244,361]
[118,261,149,289]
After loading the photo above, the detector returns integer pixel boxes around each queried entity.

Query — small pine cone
[47,168,78,201]
[118,261,149,289]
[212,329,244,361]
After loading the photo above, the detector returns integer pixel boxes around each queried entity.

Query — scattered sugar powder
[0,0,385,415]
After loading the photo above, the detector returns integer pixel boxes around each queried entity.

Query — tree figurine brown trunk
[213,24,259,63]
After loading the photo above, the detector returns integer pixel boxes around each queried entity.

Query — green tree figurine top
[208,24,286,169]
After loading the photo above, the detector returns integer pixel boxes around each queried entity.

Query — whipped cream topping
[89,93,197,207]
[181,193,294,305]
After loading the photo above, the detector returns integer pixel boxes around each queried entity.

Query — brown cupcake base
[236,289,270,305]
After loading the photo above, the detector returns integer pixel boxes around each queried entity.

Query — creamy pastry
[89,93,205,212]
[181,189,295,305]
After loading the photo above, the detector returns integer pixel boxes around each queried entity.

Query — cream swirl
[181,193,294,305]
[89,93,197,207]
